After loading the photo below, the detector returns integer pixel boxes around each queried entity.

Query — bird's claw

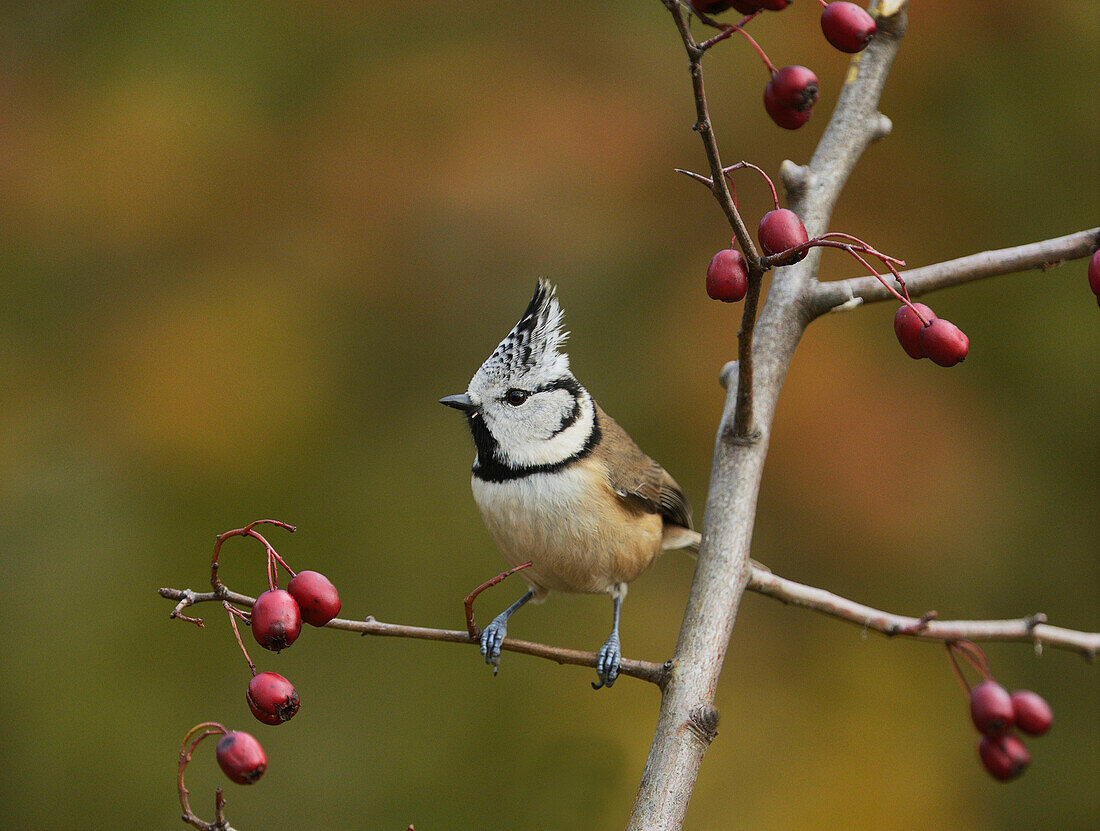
[480,617,508,673]
[592,633,621,690]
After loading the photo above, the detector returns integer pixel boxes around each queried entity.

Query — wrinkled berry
[919,318,969,367]
[288,570,342,627]
[216,731,267,785]
[758,208,809,264]
[251,589,302,652]
[978,733,1030,782]
[1010,690,1053,736]
[970,680,1015,736]
[769,66,819,111]
[247,672,300,725]
[764,85,813,130]
[893,302,936,359]
[821,2,877,53]
[706,248,749,302]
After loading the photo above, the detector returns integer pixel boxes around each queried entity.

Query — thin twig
[746,568,1098,659]
[158,586,669,686]
[663,0,763,438]
[462,562,532,639]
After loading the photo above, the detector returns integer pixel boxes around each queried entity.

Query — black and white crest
[479,278,569,386]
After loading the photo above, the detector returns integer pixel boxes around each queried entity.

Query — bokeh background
[2,2,1097,829]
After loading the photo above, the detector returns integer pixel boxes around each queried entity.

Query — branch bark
[813,227,1100,314]
[159,586,670,686]
[746,570,1100,659]
[627,4,910,829]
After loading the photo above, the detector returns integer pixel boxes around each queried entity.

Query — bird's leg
[480,589,535,674]
[593,589,624,690]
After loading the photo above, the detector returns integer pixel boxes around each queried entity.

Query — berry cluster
[948,642,1052,782]
[698,162,973,368]
[893,303,969,367]
[215,521,342,727]
[688,1,877,130]
[1089,249,1100,306]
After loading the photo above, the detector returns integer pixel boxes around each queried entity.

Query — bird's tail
[662,527,769,572]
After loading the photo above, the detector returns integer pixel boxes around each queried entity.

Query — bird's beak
[439,393,477,413]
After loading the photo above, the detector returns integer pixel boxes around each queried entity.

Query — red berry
[287,570,342,627]
[919,318,969,367]
[689,0,734,13]
[893,302,936,359]
[970,680,1015,736]
[216,731,267,785]
[247,672,300,726]
[769,66,819,111]
[758,208,809,264]
[706,248,749,302]
[1088,249,1100,296]
[763,85,813,130]
[729,1,763,12]
[821,2,877,53]
[978,733,1030,782]
[1010,690,1053,736]
[251,589,302,651]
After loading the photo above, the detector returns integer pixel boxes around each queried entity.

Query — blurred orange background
[1,2,1096,829]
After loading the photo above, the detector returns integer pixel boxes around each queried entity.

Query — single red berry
[919,318,969,367]
[706,248,749,303]
[758,208,809,264]
[978,733,1030,782]
[763,85,813,130]
[970,680,1016,736]
[247,672,301,726]
[216,731,268,785]
[1010,690,1053,736]
[754,0,792,10]
[689,0,734,13]
[769,66,819,112]
[1088,249,1100,296]
[728,0,763,12]
[893,302,936,359]
[287,570,342,627]
[821,2,877,53]
[251,589,302,652]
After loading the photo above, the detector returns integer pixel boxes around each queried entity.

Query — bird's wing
[596,404,693,531]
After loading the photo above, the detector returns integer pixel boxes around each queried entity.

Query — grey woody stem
[813,227,1100,315]
[626,4,911,829]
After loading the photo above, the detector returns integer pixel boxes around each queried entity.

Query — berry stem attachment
[463,562,533,640]
[210,519,297,594]
[178,722,230,831]
[697,13,762,52]
[945,643,972,696]
[722,161,780,210]
[224,601,258,676]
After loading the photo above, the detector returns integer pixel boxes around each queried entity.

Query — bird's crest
[479,279,570,384]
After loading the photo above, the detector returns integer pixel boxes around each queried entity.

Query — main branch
[627,4,910,829]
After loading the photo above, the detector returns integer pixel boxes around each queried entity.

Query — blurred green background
[1,1,1096,829]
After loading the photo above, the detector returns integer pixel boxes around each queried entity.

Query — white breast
[470,462,663,597]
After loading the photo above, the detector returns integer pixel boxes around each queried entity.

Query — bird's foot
[479,617,508,675]
[592,632,621,690]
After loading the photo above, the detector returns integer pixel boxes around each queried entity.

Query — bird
[440,279,700,688]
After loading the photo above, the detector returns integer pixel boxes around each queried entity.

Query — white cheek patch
[495,393,595,469]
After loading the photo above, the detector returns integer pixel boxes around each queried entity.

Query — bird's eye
[504,388,529,406]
